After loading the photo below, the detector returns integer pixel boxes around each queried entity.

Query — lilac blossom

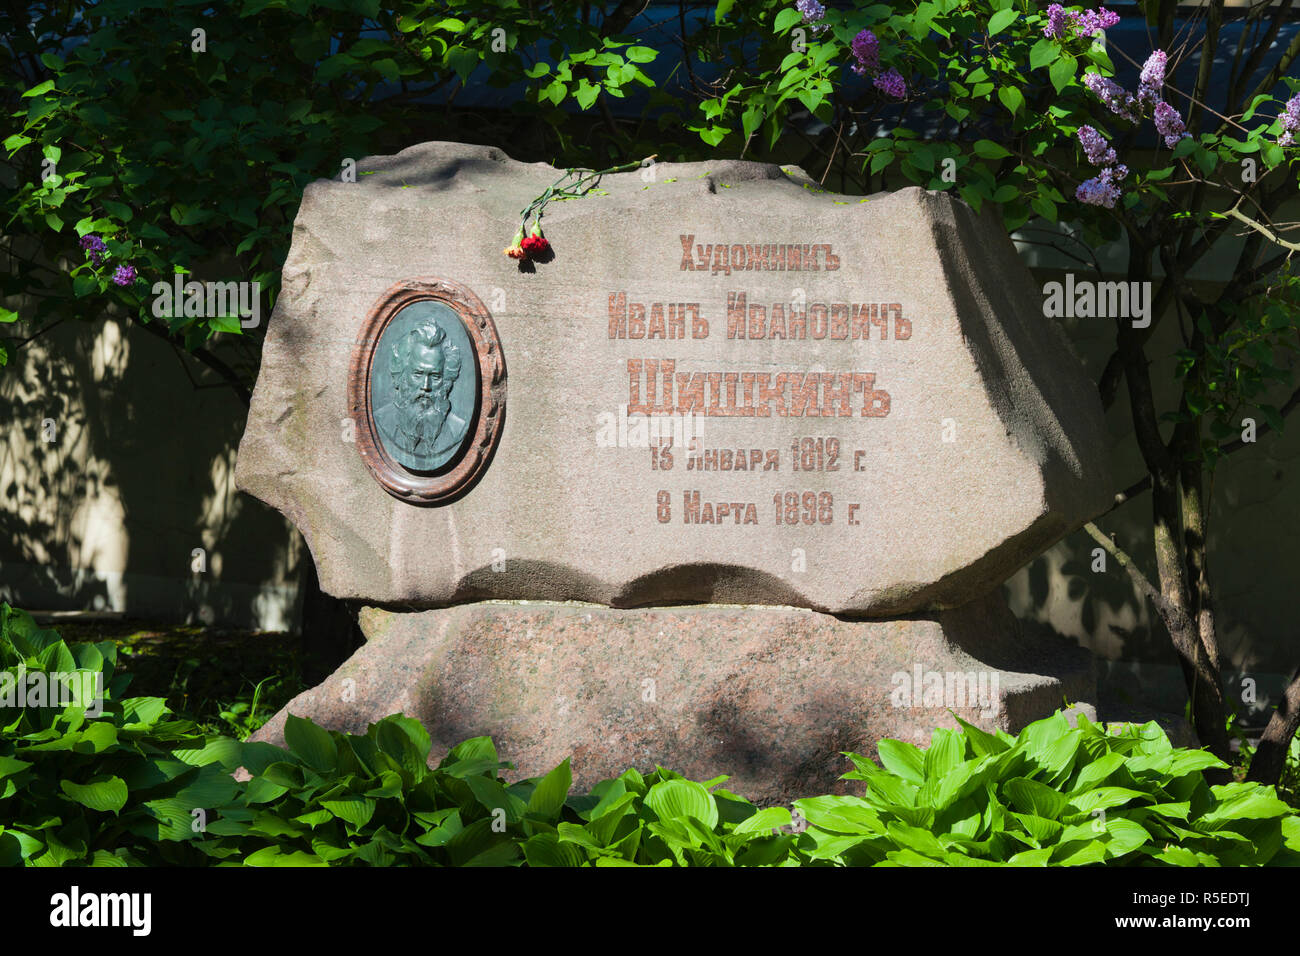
[1076,166,1126,208]
[1071,7,1120,37]
[1077,125,1117,166]
[1279,93,1300,147]
[1044,4,1119,40]
[1139,50,1167,91]
[874,67,906,100]
[1083,70,1140,122]
[796,0,828,32]
[1153,100,1188,147]
[79,233,108,267]
[112,264,137,287]
[1043,3,1071,39]
[850,29,880,76]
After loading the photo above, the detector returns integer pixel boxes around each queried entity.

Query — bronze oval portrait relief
[348,277,506,504]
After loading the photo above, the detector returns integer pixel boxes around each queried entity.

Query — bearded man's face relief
[373,316,470,471]
[395,341,451,451]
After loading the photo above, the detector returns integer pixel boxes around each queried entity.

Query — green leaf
[321,796,376,829]
[1201,784,1292,826]
[973,139,1012,160]
[923,729,965,780]
[774,8,802,33]
[244,846,328,867]
[988,8,1018,35]
[624,45,657,64]
[60,776,128,814]
[645,778,719,829]
[998,86,1025,116]
[1049,55,1077,93]
[1067,786,1147,815]
[446,46,479,82]
[282,714,337,772]
[1241,93,1272,122]
[877,739,925,784]
[22,80,55,98]
[1030,195,1058,222]
[1004,778,1069,819]
[715,0,736,23]
[527,758,572,819]
[732,806,792,835]
[523,831,588,866]
[574,79,600,110]
[1030,38,1059,70]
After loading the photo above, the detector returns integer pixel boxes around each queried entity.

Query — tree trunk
[1246,670,1300,786]
[1118,314,1230,767]
[1150,473,1230,766]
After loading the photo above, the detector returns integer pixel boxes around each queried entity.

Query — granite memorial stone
[235,141,1114,800]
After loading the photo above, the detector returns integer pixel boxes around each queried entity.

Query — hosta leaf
[1007,847,1053,866]
[795,795,883,835]
[321,796,376,829]
[526,758,572,820]
[1071,751,1126,792]
[1067,787,1148,816]
[876,738,925,784]
[523,832,587,867]
[1004,777,1069,819]
[732,806,791,835]
[60,775,127,814]
[923,729,965,781]
[283,714,337,773]
[1200,784,1292,826]
[645,779,718,829]
[244,846,328,867]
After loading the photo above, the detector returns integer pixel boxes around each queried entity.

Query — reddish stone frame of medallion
[348,277,506,505]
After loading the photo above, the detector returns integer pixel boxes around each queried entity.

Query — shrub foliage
[2,603,1298,866]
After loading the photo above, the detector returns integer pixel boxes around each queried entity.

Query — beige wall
[1,313,302,630]
[1006,222,1299,718]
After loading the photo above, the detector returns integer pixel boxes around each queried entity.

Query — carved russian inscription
[237,146,1113,612]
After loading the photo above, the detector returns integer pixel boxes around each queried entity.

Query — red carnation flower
[521,234,550,258]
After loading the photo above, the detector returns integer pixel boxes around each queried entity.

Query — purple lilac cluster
[79,233,107,267]
[1074,125,1127,208]
[850,29,880,76]
[1042,4,1119,40]
[849,29,905,99]
[874,67,906,100]
[1134,50,1189,147]
[796,0,829,34]
[1082,49,1188,150]
[1076,166,1126,208]
[79,232,138,284]
[1279,94,1300,148]
[1152,101,1187,148]
[1077,125,1117,166]
[1082,71,1139,122]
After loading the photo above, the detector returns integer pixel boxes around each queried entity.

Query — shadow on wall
[1007,269,1300,724]
[0,312,302,630]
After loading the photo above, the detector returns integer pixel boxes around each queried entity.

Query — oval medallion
[348,277,506,504]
